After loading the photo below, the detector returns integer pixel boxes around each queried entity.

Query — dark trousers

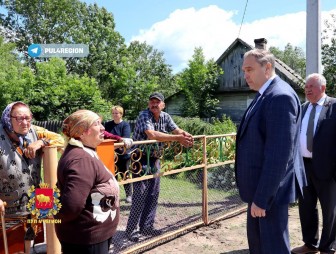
[247,203,290,254]
[299,159,336,252]
[125,158,160,233]
[61,237,112,254]
[116,157,132,197]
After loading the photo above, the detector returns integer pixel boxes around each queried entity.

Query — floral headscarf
[1,101,32,149]
[1,101,30,132]
[62,109,100,139]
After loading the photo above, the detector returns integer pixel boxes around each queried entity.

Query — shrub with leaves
[172,115,236,135]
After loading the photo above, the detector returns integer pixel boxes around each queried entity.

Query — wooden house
[165,38,305,123]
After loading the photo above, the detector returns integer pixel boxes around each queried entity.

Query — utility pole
[306,0,321,76]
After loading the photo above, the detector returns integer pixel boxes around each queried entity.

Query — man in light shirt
[292,73,336,254]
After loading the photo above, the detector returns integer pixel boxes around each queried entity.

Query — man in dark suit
[291,73,336,254]
[235,49,307,254]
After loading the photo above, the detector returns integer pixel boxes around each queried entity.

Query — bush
[166,116,236,188]
[172,115,236,135]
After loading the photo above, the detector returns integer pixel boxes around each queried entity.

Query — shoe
[291,244,318,254]
[125,231,140,242]
[140,227,163,236]
[126,196,132,203]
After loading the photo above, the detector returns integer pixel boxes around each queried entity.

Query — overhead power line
[238,0,249,38]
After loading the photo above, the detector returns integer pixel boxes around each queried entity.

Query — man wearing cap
[125,92,193,241]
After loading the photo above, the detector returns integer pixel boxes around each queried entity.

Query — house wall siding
[217,46,248,91]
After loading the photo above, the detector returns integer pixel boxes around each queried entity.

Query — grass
[120,174,236,202]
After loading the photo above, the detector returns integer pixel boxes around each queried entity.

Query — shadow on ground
[221,250,249,254]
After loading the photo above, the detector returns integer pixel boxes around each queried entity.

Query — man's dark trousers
[247,203,290,254]
[298,158,336,252]
[126,158,160,234]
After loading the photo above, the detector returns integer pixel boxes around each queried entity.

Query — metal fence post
[202,135,209,225]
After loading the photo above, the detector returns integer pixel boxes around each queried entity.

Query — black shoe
[125,231,140,242]
[140,227,163,236]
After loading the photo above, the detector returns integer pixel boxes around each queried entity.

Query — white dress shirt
[246,75,276,117]
[300,95,326,158]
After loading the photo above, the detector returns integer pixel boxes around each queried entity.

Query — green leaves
[322,13,336,96]
[178,47,222,118]
[269,43,306,78]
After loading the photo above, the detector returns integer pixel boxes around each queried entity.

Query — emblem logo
[27,183,61,219]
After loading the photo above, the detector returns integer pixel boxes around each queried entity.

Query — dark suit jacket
[235,76,307,210]
[302,96,336,180]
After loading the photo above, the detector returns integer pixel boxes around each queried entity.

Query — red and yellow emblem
[27,183,61,219]
[35,187,54,209]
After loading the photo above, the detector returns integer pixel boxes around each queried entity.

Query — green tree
[269,43,306,78]
[108,41,177,119]
[68,3,127,91]
[0,1,178,118]
[0,0,127,92]
[0,0,84,66]
[0,36,33,110]
[177,47,222,118]
[322,13,336,96]
[0,38,109,120]
[27,58,111,120]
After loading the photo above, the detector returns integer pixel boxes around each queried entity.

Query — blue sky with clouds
[83,0,336,73]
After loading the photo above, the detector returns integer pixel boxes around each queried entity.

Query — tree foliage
[269,43,306,78]
[0,36,33,110]
[27,58,111,121]
[0,1,177,119]
[0,0,84,65]
[68,3,127,91]
[177,47,222,118]
[0,37,111,120]
[322,13,336,96]
[110,41,177,118]
[0,0,127,90]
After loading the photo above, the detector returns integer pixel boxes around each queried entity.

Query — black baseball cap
[149,92,164,102]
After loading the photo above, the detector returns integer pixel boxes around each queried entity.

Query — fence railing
[109,133,245,254]
[32,118,224,134]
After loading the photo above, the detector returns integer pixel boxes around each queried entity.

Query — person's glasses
[10,115,33,123]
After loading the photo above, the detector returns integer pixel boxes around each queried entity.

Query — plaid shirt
[133,109,178,158]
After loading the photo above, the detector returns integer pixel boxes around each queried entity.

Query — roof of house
[216,38,305,91]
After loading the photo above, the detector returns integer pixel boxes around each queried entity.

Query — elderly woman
[104,105,133,203]
[55,109,120,254]
[0,101,64,252]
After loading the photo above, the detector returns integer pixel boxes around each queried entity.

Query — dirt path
[31,205,305,254]
[142,205,304,254]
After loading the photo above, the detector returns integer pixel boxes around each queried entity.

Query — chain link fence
[32,121,244,253]
[110,134,245,254]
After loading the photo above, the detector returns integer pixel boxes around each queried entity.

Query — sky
[83,0,336,73]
